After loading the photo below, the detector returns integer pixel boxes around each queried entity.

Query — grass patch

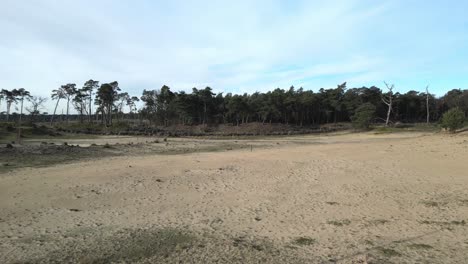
[408,243,433,250]
[375,247,401,257]
[421,200,443,207]
[368,219,389,225]
[420,220,466,226]
[0,123,102,144]
[419,220,466,230]
[27,228,196,263]
[0,144,119,174]
[327,219,351,226]
[232,237,247,247]
[231,236,270,252]
[450,220,466,225]
[292,237,316,246]
[251,244,264,251]
[55,121,132,134]
[3,226,343,263]
[373,127,400,134]
[0,138,274,173]
[372,124,439,134]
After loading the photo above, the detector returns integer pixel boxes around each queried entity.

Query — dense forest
[1,81,467,127]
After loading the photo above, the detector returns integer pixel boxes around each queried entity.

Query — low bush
[441,108,465,132]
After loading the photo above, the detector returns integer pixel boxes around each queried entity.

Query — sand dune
[1,132,467,263]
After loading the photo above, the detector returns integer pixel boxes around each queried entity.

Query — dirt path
[1,133,467,263]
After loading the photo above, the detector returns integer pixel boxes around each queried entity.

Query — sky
[1,0,468,112]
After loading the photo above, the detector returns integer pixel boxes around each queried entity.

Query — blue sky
[1,0,468,111]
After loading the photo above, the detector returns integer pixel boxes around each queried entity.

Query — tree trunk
[19,98,23,124]
[89,91,92,123]
[18,98,24,144]
[66,97,70,124]
[6,102,11,122]
[385,104,392,126]
[426,86,430,124]
[203,103,206,125]
[383,82,394,127]
[50,98,60,125]
[108,102,112,126]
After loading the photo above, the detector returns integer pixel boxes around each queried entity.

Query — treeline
[1,81,468,127]
[138,83,468,127]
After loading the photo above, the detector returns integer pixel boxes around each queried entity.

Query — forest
[1,81,467,128]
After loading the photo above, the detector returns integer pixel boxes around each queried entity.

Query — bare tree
[382,82,394,126]
[426,85,430,124]
[26,96,48,122]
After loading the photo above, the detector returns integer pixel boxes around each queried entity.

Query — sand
[0,132,467,263]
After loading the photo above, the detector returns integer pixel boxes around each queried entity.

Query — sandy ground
[1,132,468,263]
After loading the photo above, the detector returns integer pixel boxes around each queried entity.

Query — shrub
[351,103,376,129]
[441,108,465,133]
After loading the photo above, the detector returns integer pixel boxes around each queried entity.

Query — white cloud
[1,0,467,112]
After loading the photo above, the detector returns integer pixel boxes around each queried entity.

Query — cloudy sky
[1,0,468,112]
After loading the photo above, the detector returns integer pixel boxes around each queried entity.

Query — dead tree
[26,96,48,122]
[382,82,394,126]
[426,85,430,124]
